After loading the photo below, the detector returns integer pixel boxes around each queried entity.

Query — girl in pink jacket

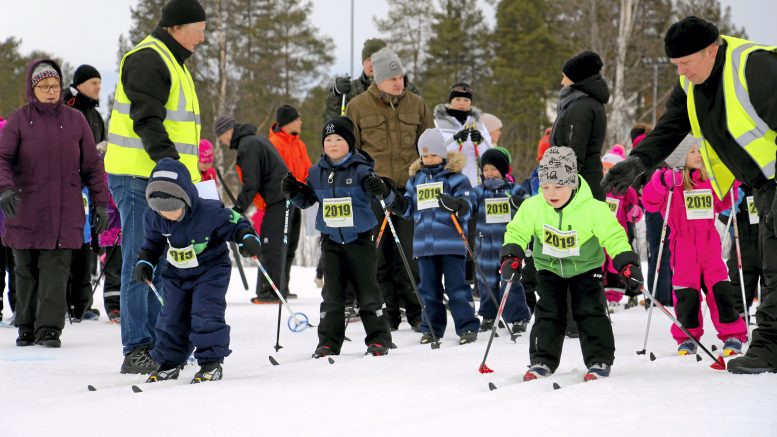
[642,136,747,356]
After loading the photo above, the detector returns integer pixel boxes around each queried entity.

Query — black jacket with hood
[230,123,289,211]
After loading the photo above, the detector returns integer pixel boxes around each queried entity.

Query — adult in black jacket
[550,50,610,201]
[64,65,105,144]
[215,117,289,303]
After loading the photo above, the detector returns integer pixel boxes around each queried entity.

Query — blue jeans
[108,175,167,355]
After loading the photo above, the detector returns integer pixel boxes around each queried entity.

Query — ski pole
[91,232,122,296]
[468,123,484,186]
[145,281,165,307]
[340,93,347,117]
[272,197,293,352]
[379,199,440,349]
[251,257,310,332]
[478,278,515,373]
[214,167,250,291]
[730,189,750,337]
[449,213,515,341]
[375,214,389,247]
[637,183,674,355]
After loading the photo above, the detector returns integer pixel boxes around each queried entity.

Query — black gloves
[238,230,262,258]
[601,156,647,195]
[500,258,522,281]
[364,174,390,197]
[387,196,410,215]
[469,129,483,144]
[438,194,469,216]
[0,190,20,219]
[453,129,469,143]
[133,260,154,283]
[509,194,524,210]
[619,263,644,294]
[92,205,109,235]
[281,173,308,198]
[334,76,351,96]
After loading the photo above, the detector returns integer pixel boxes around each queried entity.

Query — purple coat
[0,59,109,250]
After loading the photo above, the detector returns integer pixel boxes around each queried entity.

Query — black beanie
[362,38,387,61]
[276,105,300,128]
[322,116,356,151]
[562,51,603,83]
[449,82,473,102]
[71,64,100,88]
[664,16,720,58]
[159,0,206,27]
[480,148,511,179]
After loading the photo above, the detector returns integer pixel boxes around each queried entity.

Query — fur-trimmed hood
[409,151,466,175]
[433,103,483,122]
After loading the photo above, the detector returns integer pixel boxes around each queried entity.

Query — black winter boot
[35,328,61,348]
[16,326,35,347]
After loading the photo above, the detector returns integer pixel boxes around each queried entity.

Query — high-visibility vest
[681,35,777,197]
[105,34,201,181]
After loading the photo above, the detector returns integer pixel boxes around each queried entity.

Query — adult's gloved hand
[601,156,647,195]
[281,173,306,197]
[92,205,109,235]
[133,260,154,283]
[500,258,522,281]
[0,190,20,219]
[238,232,262,258]
[509,194,525,210]
[364,174,390,197]
[619,263,644,294]
[334,76,351,96]
[469,128,483,144]
[453,129,469,144]
[438,194,469,216]
[387,196,409,215]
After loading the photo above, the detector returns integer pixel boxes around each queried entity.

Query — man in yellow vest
[603,16,777,374]
[105,0,205,375]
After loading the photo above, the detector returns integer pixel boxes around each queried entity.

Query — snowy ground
[1,265,775,437]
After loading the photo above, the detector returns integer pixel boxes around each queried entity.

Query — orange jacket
[268,123,312,182]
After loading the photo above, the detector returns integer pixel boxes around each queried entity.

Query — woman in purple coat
[0,59,109,347]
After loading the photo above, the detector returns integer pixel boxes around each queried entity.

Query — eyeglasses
[35,85,61,93]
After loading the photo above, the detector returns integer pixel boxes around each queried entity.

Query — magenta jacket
[0,59,108,250]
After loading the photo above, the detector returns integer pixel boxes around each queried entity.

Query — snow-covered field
[1,265,775,437]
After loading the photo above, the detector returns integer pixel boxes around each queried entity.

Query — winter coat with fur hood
[433,104,494,187]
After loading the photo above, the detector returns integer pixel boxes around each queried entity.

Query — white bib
[683,189,713,220]
[746,196,759,225]
[416,182,443,210]
[605,197,620,216]
[167,244,199,269]
[322,197,354,228]
[484,198,511,224]
[541,224,580,258]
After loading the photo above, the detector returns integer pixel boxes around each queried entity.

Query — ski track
[1,265,775,437]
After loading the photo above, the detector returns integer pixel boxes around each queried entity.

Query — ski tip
[488,382,497,391]
[87,385,97,392]
[431,342,441,350]
[711,344,718,351]
[510,334,520,343]
[268,356,279,366]
[131,385,143,393]
[696,354,702,362]
[552,382,561,390]
[649,352,656,361]
[343,336,351,342]
[327,357,335,364]
[635,349,646,355]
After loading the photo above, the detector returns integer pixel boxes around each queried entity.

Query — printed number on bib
[747,196,759,224]
[605,197,620,216]
[683,189,713,220]
[323,197,354,228]
[167,245,199,269]
[542,225,579,258]
[82,193,89,215]
[485,198,511,223]
[417,182,443,210]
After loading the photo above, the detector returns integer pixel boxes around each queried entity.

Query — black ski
[87,385,97,392]
[269,356,279,366]
[131,385,143,393]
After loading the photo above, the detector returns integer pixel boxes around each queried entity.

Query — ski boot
[479,319,495,332]
[624,295,640,310]
[677,339,698,356]
[146,366,181,383]
[251,289,280,304]
[312,345,335,359]
[420,332,438,344]
[459,331,477,345]
[35,328,61,348]
[366,343,389,356]
[108,310,121,324]
[583,363,611,381]
[523,363,552,381]
[191,362,222,383]
[511,320,529,334]
[16,326,35,347]
[722,337,743,357]
[82,309,100,321]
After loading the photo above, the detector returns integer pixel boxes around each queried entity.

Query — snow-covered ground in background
[1,265,775,437]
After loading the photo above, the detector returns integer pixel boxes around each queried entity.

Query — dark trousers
[13,248,73,335]
[318,234,391,352]
[418,255,480,337]
[0,239,16,316]
[645,211,673,305]
[102,246,122,313]
[530,268,614,372]
[373,201,421,328]
[521,252,538,314]
[67,243,96,318]
[256,201,296,296]
[747,182,777,366]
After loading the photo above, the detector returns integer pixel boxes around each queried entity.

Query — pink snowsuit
[643,168,746,344]
[603,187,643,302]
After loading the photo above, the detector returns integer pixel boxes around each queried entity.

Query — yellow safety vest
[681,35,777,197]
[105,34,201,181]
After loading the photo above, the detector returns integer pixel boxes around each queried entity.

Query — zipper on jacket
[328,170,346,244]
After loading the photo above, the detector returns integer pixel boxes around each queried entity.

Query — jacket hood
[433,104,483,121]
[230,123,258,149]
[409,151,465,176]
[64,87,99,110]
[26,58,64,105]
[147,158,200,210]
[569,74,610,104]
[318,148,374,170]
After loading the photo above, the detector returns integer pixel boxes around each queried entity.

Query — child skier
[472,147,531,334]
[388,128,481,345]
[601,144,643,310]
[281,116,392,358]
[500,147,642,381]
[135,158,260,383]
[642,137,748,356]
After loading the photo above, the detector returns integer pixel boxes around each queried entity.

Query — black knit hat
[449,82,473,102]
[322,116,356,151]
[159,0,206,27]
[71,64,100,88]
[276,105,300,127]
[562,51,603,83]
[480,147,511,178]
[664,16,720,58]
[362,38,387,61]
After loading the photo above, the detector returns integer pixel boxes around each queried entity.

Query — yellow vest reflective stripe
[681,35,777,197]
[106,35,201,181]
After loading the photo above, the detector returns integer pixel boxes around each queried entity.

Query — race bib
[322,197,354,228]
[683,189,713,220]
[605,197,620,216]
[485,198,511,223]
[541,224,579,258]
[167,244,199,269]
[82,192,89,215]
[747,196,759,225]
[416,182,443,210]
